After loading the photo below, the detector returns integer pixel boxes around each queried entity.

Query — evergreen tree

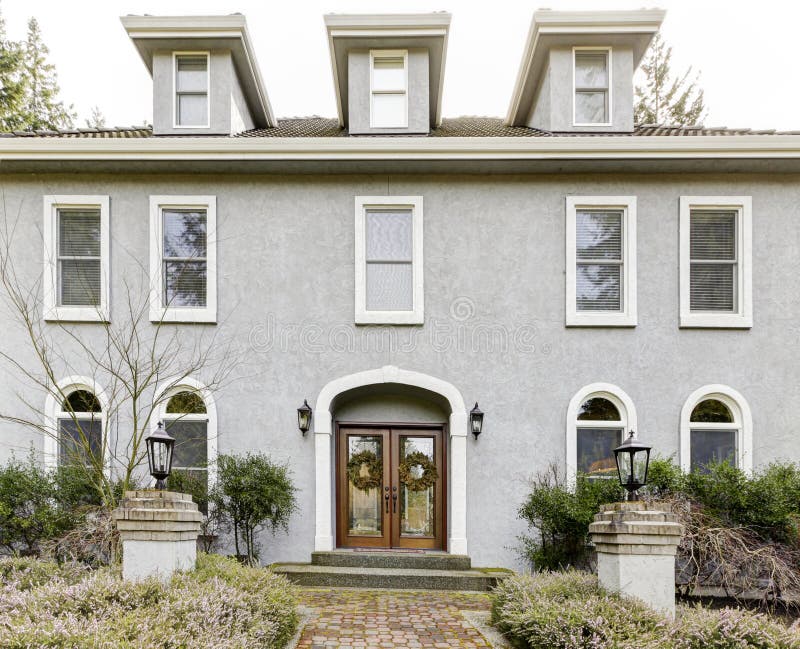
[20,17,75,130]
[634,33,706,126]
[85,105,105,129]
[0,4,25,131]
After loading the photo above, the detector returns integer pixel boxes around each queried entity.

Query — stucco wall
[348,49,430,135]
[0,171,798,568]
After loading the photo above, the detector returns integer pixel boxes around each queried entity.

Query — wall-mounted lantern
[145,421,175,490]
[613,431,652,501]
[297,399,313,435]
[469,402,484,439]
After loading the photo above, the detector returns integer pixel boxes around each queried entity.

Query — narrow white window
[355,196,423,324]
[370,50,408,128]
[566,196,637,326]
[574,48,611,126]
[43,196,109,322]
[149,196,216,323]
[680,197,752,328]
[174,53,209,127]
[680,385,752,473]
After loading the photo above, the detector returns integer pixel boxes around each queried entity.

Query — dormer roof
[120,14,276,128]
[505,9,665,126]
[324,13,451,128]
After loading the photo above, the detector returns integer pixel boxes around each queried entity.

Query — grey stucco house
[0,8,798,570]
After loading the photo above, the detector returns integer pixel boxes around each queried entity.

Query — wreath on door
[346,450,383,491]
[398,451,438,492]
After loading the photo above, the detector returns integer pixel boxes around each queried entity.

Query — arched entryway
[313,366,468,555]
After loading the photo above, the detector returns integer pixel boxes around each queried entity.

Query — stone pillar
[589,501,683,618]
[112,490,204,581]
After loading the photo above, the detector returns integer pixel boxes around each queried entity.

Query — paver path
[297,588,493,649]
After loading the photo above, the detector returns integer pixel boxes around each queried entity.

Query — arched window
[44,377,107,470]
[567,383,636,482]
[680,385,752,473]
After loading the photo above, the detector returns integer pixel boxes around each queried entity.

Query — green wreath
[398,451,438,492]
[347,450,383,491]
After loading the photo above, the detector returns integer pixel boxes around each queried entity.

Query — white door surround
[313,365,468,555]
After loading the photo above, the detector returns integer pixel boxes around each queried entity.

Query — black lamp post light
[613,430,652,501]
[469,402,484,439]
[145,421,175,490]
[297,399,312,435]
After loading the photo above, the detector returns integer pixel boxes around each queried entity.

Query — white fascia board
[3,134,800,161]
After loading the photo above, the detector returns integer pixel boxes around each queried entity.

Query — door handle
[384,487,390,513]
[392,486,398,513]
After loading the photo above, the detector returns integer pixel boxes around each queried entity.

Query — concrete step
[272,563,506,591]
[311,551,472,571]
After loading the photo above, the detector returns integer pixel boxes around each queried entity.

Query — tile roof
[1,117,799,139]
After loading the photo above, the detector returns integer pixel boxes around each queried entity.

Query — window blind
[371,54,406,128]
[365,209,413,311]
[690,210,737,311]
[575,51,609,124]
[576,209,623,311]
[57,209,101,307]
[162,209,207,308]
[176,55,208,126]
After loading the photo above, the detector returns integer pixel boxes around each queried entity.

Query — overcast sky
[2,0,797,130]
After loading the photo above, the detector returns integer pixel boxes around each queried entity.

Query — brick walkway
[297,588,493,649]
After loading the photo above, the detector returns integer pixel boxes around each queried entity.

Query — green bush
[491,572,800,649]
[0,554,299,648]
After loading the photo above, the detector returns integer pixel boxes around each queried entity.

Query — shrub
[671,605,800,649]
[167,468,226,552]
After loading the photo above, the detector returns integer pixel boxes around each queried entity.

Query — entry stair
[272,550,509,591]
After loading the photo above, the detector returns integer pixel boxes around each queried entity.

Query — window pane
[62,390,101,413]
[58,418,102,466]
[165,420,207,470]
[366,210,412,261]
[166,391,207,414]
[576,210,622,260]
[575,91,608,124]
[690,263,735,311]
[691,399,733,423]
[577,427,621,476]
[177,94,208,126]
[366,262,413,311]
[176,56,207,92]
[164,260,207,307]
[372,56,405,91]
[59,209,100,257]
[371,93,406,128]
[163,210,206,259]
[691,429,736,472]
[690,211,736,260]
[576,264,621,311]
[577,397,621,421]
[59,259,101,306]
[575,52,608,88]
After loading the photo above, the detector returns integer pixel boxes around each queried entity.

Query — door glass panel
[347,436,383,537]
[398,436,435,537]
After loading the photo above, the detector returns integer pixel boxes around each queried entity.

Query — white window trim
[679,384,752,474]
[566,196,637,326]
[354,196,423,325]
[172,51,210,129]
[149,195,217,323]
[572,46,613,127]
[679,196,752,328]
[369,49,408,129]
[43,375,110,475]
[566,382,637,485]
[43,195,110,323]
[153,376,218,488]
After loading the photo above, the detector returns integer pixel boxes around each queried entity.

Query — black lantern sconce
[613,431,652,501]
[145,421,175,490]
[297,399,312,435]
[469,402,484,439]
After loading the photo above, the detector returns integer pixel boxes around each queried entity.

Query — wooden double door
[336,424,446,550]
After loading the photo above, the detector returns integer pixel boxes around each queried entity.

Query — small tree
[0,6,25,131]
[211,453,297,564]
[634,33,706,126]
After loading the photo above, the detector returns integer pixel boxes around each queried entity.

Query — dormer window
[573,48,611,126]
[175,53,209,128]
[370,50,408,128]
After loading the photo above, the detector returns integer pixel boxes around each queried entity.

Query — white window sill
[680,313,752,329]
[355,310,423,325]
[45,306,108,323]
[567,312,637,327]
[150,307,217,324]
